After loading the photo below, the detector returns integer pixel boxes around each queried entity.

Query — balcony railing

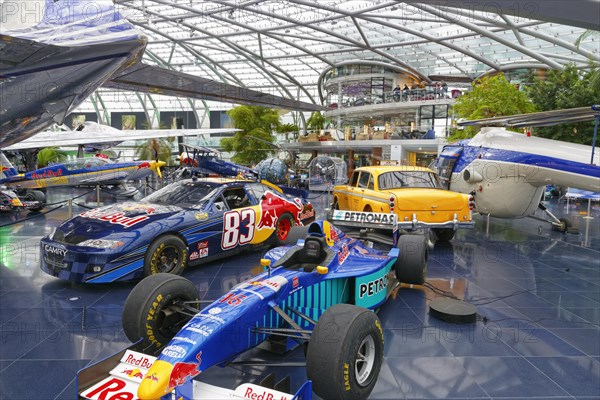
[327,88,463,109]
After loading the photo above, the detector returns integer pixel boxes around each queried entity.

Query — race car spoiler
[330,210,475,231]
[77,344,313,400]
[330,210,398,230]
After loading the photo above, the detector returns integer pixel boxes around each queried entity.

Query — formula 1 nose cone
[137,360,172,400]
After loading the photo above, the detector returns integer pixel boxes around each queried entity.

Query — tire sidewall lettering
[148,240,186,275]
[343,362,351,391]
[150,243,165,274]
[341,320,381,391]
[144,293,168,348]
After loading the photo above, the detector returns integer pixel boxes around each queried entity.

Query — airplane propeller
[149,160,166,179]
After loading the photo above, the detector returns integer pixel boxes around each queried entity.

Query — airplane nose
[138,360,173,400]
[149,161,166,179]
[148,161,166,170]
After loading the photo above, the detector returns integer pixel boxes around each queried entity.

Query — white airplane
[434,106,600,231]
[2,122,238,152]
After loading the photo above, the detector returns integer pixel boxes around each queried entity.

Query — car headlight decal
[79,239,125,249]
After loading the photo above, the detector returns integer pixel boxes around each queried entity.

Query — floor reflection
[0,188,598,399]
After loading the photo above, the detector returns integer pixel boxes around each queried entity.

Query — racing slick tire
[23,189,46,211]
[144,235,188,276]
[433,228,455,242]
[307,304,384,400]
[122,273,199,350]
[273,212,295,246]
[395,234,428,285]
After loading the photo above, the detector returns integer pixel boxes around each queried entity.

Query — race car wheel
[122,273,199,351]
[433,228,455,242]
[307,304,384,400]
[332,197,339,210]
[23,190,46,211]
[273,212,295,246]
[395,234,428,285]
[144,235,188,276]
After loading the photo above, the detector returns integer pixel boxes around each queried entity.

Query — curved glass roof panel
[71,1,598,118]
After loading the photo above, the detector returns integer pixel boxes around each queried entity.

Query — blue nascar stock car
[77,216,428,400]
[41,178,315,283]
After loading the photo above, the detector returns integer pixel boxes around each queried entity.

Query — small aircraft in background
[434,106,600,231]
[0,152,165,206]
[0,0,323,149]
[0,123,239,207]
[178,143,257,179]
[176,144,309,199]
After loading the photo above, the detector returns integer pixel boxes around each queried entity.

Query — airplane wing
[2,125,239,151]
[104,63,325,112]
[179,143,220,153]
[458,107,598,127]
[179,143,220,154]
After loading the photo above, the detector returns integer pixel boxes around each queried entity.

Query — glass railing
[292,125,451,142]
[326,87,462,109]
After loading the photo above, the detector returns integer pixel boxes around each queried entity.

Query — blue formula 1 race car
[40,178,315,283]
[0,186,43,212]
[77,218,428,400]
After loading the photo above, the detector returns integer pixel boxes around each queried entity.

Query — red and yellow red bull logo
[122,368,144,379]
[168,352,202,389]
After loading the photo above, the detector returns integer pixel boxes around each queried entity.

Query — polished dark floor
[0,187,599,400]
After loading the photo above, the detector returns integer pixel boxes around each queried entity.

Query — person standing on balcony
[393,85,402,102]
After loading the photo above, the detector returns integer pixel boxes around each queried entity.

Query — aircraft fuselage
[436,128,600,218]
[0,37,146,149]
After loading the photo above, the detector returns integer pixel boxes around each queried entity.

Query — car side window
[357,172,370,189]
[247,183,267,204]
[350,171,360,187]
[367,174,375,190]
[212,194,228,212]
[223,187,251,209]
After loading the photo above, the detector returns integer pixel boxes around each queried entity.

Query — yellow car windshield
[378,171,442,190]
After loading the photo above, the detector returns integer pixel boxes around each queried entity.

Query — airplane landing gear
[537,203,577,233]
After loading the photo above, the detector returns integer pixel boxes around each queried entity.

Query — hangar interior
[0,1,599,399]
[1,190,599,399]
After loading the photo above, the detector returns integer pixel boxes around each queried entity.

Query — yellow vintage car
[332,166,474,240]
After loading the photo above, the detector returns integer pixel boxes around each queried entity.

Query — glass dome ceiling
[77,0,598,117]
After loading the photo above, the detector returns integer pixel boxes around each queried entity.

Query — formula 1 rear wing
[331,209,474,231]
[329,209,474,246]
[329,210,400,246]
[77,344,312,400]
[330,210,398,229]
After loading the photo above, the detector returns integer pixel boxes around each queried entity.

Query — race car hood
[54,202,183,244]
